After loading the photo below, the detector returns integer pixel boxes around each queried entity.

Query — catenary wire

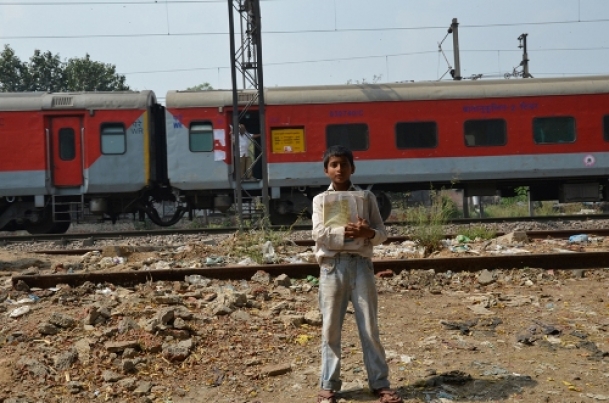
[2,19,609,40]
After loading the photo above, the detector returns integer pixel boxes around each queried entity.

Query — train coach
[2,75,609,233]
[166,74,609,224]
[0,91,175,233]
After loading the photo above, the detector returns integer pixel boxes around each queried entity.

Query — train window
[603,115,609,142]
[326,124,369,151]
[189,122,213,152]
[395,122,437,149]
[533,117,576,144]
[463,119,506,147]
[101,123,126,155]
[58,128,75,160]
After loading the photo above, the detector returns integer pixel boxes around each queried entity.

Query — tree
[26,49,65,92]
[187,82,213,91]
[0,45,129,92]
[0,45,29,91]
[64,54,129,91]
[346,74,383,85]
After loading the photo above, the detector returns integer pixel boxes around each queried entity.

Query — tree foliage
[186,82,213,91]
[0,45,129,92]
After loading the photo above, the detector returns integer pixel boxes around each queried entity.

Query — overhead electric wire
[2,18,609,40]
[120,47,609,75]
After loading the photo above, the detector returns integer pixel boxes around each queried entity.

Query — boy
[312,145,402,403]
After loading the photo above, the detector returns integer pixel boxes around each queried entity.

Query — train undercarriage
[1,177,608,234]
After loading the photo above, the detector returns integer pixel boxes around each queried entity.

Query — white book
[322,191,368,251]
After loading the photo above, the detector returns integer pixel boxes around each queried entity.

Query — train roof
[166,75,609,108]
[0,90,156,112]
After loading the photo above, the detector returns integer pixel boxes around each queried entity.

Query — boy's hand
[344,216,375,239]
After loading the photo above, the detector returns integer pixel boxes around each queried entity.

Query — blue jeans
[318,253,390,392]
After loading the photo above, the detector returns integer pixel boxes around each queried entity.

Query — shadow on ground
[338,371,538,402]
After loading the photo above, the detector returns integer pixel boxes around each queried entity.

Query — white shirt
[239,132,252,157]
[311,183,387,263]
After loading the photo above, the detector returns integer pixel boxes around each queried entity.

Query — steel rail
[1,213,609,243]
[5,226,609,245]
[12,251,609,289]
[24,228,609,254]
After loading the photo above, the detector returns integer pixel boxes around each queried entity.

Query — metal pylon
[227,0,269,228]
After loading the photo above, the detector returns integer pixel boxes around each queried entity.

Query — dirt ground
[0,244,608,403]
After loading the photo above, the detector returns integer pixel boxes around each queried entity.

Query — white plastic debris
[261,241,276,263]
[237,257,256,266]
[9,306,31,318]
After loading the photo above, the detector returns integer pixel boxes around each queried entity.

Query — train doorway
[49,116,83,187]
[230,110,261,180]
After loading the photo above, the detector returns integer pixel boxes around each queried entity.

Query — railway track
[10,229,609,254]
[1,213,609,243]
[12,251,609,289]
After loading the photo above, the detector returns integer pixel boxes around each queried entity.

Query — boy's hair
[323,145,354,168]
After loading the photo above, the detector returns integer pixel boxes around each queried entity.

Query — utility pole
[227,0,269,227]
[518,33,533,78]
[450,18,462,80]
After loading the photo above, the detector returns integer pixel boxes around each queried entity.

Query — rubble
[1,223,609,402]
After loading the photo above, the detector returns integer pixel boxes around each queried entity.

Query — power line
[0,0,289,5]
[3,18,609,40]
[120,47,609,75]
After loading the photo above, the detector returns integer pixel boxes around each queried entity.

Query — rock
[66,381,83,394]
[157,307,175,325]
[121,359,136,373]
[102,245,132,258]
[49,312,77,329]
[304,310,323,326]
[375,269,395,278]
[17,358,49,378]
[251,270,271,285]
[495,231,529,245]
[153,295,182,305]
[38,322,60,335]
[270,301,289,314]
[282,314,305,327]
[162,344,191,362]
[105,341,140,353]
[134,381,153,396]
[74,339,91,365]
[13,280,30,292]
[82,237,95,247]
[572,269,585,279]
[102,370,123,382]
[21,267,39,276]
[259,363,292,377]
[274,274,292,287]
[117,377,138,391]
[173,317,188,330]
[118,317,139,333]
[477,269,495,286]
[123,348,137,359]
[212,304,233,316]
[54,349,78,370]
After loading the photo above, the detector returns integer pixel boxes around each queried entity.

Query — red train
[2,75,609,232]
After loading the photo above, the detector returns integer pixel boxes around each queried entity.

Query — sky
[1,0,608,102]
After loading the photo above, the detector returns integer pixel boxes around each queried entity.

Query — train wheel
[49,221,71,234]
[269,211,298,227]
[24,208,55,234]
[374,191,392,222]
[0,220,23,232]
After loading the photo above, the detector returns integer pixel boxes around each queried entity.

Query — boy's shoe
[317,390,336,403]
[373,388,403,403]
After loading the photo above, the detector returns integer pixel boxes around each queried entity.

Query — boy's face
[325,155,355,190]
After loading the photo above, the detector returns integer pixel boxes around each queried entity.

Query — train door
[229,110,261,179]
[49,116,83,187]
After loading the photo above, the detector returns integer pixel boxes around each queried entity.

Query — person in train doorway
[312,145,403,403]
[238,123,260,180]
